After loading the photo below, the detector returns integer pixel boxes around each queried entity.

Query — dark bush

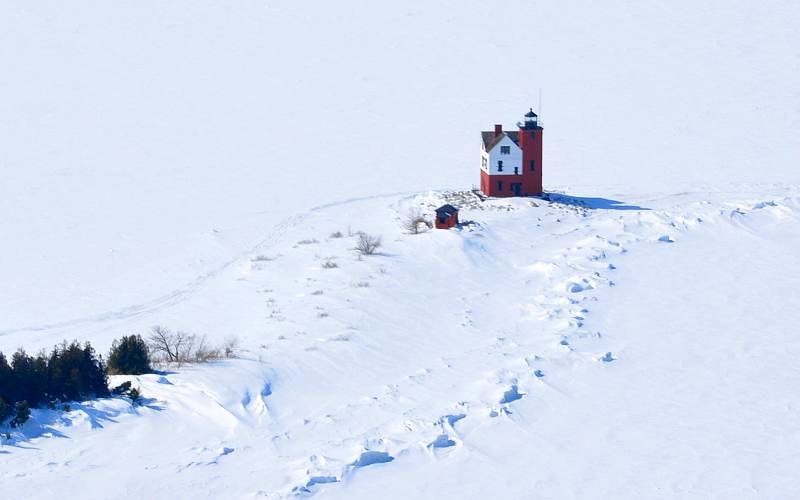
[0,396,9,423]
[128,388,142,405]
[0,352,12,407]
[46,341,109,402]
[111,381,133,395]
[0,340,111,426]
[111,381,142,405]
[10,401,30,427]
[10,350,48,407]
[107,335,151,375]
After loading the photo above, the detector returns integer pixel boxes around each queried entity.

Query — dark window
[514,167,519,175]
[497,181,503,191]
[530,132,536,140]
[530,160,536,172]
[500,146,510,154]
[497,160,503,172]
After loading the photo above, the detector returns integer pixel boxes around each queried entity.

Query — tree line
[0,335,150,427]
[1,329,238,427]
[0,341,110,427]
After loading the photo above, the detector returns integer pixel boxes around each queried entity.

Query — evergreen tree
[46,344,66,403]
[10,350,47,406]
[107,335,152,375]
[0,352,11,404]
[10,400,30,427]
[45,341,109,401]
[0,340,110,414]
[0,396,9,423]
[83,342,109,398]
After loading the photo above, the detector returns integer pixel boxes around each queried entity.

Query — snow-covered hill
[2,1,799,498]
[2,186,799,498]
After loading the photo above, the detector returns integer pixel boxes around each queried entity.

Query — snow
[318,191,800,499]
[2,1,800,498]
[3,189,799,498]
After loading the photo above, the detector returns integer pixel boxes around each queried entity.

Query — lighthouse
[479,108,543,197]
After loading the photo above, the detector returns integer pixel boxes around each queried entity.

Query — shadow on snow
[544,193,650,211]
[0,396,163,451]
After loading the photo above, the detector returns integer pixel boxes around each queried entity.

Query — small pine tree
[11,400,30,427]
[128,387,142,405]
[108,335,151,375]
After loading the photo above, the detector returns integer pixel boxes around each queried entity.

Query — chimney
[494,124,503,138]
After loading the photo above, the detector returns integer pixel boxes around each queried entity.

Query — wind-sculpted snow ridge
[2,188,799,499]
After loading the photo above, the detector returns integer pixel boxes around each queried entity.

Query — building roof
[481,131,520,152]
[435,204,459,216]
[525,108,538,118]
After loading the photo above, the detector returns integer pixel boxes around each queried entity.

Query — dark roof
[481,130,519,151]
[435,204,459,215]
[525,108,538,118]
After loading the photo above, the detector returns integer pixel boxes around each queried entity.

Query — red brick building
[480,109,543,197]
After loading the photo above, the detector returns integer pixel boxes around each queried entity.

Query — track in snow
[0,191,413,337]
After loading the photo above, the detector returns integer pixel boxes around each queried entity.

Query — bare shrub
[321,259,338,269]
[355,233,382,256]
[297,238,319,245]
[147,326,233,366]
[252,255,275,262]
[193,335,221,362]
[310,289,324,295]
[404,210,431,234]
[148,326,193,366]
[223,336,240,358]
[352,281,371,288]
[329,231,344,239]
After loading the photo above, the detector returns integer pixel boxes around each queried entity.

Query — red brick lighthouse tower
[519,108,543,196]
[480,108,543,197]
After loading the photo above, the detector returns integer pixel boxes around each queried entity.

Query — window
[500,146,510,154]
[514,167,519,175]
[530,132,536,140]
[482,157,487,168]
[530,160,536,172]
[497,160,503,172]
[497,181,503,191]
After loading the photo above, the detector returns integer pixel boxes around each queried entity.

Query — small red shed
[435,204,459,229]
